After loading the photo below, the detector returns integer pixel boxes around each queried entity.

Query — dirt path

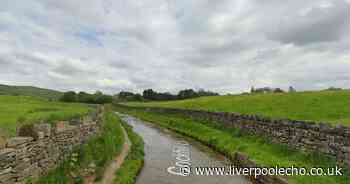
[84,124,131,184]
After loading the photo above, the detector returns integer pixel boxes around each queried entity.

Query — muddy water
[119,114,249,184]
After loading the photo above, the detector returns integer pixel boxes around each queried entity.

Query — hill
[125,90,350,126]
[0,84,63,100]
[0,95,90,137]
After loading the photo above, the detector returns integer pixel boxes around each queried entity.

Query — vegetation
[60,91,113,104]
[116,88,218,102]
[126,90,350,126]
[142,88,218,101]
[114,106,350,184]
[0,84,63,100]
[0,95,90,137]
[34,109,125,184]
[114,121,144,184]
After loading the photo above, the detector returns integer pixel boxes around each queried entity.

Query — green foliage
[60,91,77,102]
[35,110,125,184]
[17,124,38,140]
[126,90,350,126]
[114,122,144,184]
[116,91,144,102]
[60,91,113,104]
[115,106,350,184]
[141,88,218,101]
[0,95,90,137]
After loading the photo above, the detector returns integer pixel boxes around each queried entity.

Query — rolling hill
[0,84,63,100]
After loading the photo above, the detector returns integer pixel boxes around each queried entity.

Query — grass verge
[113,119,145,184]
[114,105,350,184]
[33,107,124,184]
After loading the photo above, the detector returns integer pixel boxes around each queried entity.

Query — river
[119,113,249,184]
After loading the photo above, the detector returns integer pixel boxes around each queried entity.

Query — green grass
[126,90,350,126]
[115,106,350,184]
[114,120,144,184]
[0,95,90,136]
[34,109,125,184]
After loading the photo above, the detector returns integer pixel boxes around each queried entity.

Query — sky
[0,0,350,94]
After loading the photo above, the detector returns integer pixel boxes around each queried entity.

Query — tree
[77,91,94,103]
[178,89,197,99]
[273,88,285,93]
[60,91,77,102]
[143,89,157,100]
[288,86,296,93]
[250,86,255,93]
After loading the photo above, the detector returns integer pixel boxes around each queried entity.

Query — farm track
[84,123,131,184]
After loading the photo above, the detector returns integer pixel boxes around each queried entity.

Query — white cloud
[0,0,350,94]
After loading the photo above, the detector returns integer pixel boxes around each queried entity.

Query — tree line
[117,89,219,102]
[59,91,113,104]
[59,88,219,103]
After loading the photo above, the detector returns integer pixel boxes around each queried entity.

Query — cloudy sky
[1,0,350,94]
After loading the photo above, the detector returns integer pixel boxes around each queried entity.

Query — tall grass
[114,121,144,184]
[34,110,124,184]
[115,106,350,184]
[126,90,350,126]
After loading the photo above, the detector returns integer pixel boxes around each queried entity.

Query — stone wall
[232,152,289,184]
[0,109,102,184]
[120,105,350,165]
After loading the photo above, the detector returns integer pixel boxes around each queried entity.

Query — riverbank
[118,113,248,184]
[113,117,145,184]
[114,105,350,184]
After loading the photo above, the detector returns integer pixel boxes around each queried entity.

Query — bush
[17,124,38,140]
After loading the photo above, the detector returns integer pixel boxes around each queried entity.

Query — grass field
[126,90,350,126]
[0,95,90,136]
[115,106,350,184]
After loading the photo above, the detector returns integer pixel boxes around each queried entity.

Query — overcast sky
[1,0,350,94]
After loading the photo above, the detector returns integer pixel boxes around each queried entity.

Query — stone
[341,146,350,153]
[37,131,45,139]
[55,121,68,132]
[0,136,6,149]
[6,137,33,148]
[34,123,51,137]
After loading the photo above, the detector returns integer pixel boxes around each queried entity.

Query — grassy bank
[0,95,90,136]
[114,120,144,184]
[115,105,350,184]
[34,109,124,184]
[126,90,350,126]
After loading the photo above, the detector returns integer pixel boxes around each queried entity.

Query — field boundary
[117,104,350,165]
[0,106,103,184]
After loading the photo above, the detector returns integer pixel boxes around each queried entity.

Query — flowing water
[119,113,249,184]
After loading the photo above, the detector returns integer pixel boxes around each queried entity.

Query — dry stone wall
[120,105,350,165]
[0,109,102,184]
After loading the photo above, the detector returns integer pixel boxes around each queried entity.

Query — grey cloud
[1,0,350,94]
[267,1,350,45]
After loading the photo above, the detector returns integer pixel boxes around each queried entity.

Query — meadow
[126,90,350,126]
[0,95,90,136]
